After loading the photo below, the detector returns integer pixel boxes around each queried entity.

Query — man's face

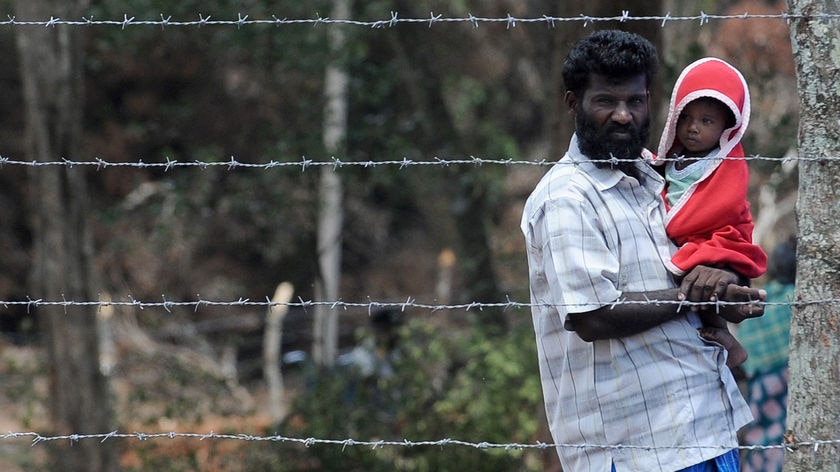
[568,73,651,164]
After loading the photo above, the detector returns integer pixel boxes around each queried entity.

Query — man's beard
[575,109,650,176]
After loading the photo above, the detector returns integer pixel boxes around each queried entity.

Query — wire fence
[1,430,837,453]
[0,295,832,314]
[0,154,833,172]
[2,11,839,29]
[0,7,834,466]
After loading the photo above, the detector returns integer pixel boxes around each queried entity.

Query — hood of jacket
[656,57,750,163]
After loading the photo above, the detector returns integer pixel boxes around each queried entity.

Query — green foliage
[86,0,334,300]
[1,352,46,429]
[275,316,543,471]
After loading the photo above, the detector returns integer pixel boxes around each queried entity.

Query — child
[655,57,768,368]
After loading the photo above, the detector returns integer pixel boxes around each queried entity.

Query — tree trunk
[13,0,116,470]
[264,282,294,424]
[783,0,840,470]
[314,0,350,367]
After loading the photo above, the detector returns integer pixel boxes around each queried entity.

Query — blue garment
[612,449,740,472]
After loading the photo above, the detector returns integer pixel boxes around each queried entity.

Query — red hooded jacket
[655,57,767,279]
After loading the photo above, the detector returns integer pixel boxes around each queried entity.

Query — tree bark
[13,0,116,470]
[264,282,294,424]
[314,0,350,367]
[783,0,840,470]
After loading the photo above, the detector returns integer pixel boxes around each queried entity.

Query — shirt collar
[567,134,662,192]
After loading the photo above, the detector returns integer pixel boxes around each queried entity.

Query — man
[520,30,766,471]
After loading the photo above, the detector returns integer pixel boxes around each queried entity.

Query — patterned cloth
[738,279,793,472]
[738,281,793,375]
[521,135,752,472]
[740,367,789,472]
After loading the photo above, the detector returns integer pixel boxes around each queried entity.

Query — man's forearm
[566,289,686,341]
[566,281,766,342]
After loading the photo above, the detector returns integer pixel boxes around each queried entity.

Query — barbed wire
[2,11,838,30]
[0,8,831,466]
[0,296,833,315]
[0,430,835,453]
[0,154,828,172]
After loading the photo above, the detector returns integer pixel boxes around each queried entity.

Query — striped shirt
[520,135,752,472]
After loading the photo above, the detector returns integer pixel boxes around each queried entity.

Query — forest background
[0,0,799,470]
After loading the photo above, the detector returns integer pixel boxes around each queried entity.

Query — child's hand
[718,284,767,323]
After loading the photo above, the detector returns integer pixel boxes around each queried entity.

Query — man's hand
[679,265,740,307]
[679,265,765,322]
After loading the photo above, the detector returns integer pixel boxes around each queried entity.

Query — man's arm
[567,266,766,342]
[566,288,685,342]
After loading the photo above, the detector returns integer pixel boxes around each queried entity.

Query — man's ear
[564,91,577,116]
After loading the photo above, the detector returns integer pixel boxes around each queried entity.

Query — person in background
[346,309,402,379]
[521,29,766,472]
[738,237,796,472]
[655,57,768,369]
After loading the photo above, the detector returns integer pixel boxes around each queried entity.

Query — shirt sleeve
[541,196,622,315]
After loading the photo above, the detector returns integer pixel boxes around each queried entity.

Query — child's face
[675,99,729,157]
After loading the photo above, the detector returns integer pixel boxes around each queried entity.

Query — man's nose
[612,102,632,124]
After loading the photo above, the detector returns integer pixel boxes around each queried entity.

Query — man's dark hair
[562,29,659,96]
